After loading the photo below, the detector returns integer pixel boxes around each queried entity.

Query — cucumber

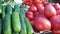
[0,4,2,14]
[3,14,12,34]
[12,11,21,32]
[6,4,12,14]
[0,0,4,2]
[2,5,6,20]
[14,4,20,13]
[13,32,19,34]
[24,17,34,34]
[19,9,27,34]
[0,18,2,34]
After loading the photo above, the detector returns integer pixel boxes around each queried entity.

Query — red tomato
[34,12,46,19]
[29,5,37,12]
[36,4,44,15]
[57,10,60,15]
[30,20,35,26]
[50,15,60,30]
[23,0,33,6]
[34,17,51,31]
[53,3,60,10]
[44,4,56,18]
[33,0,40,4]
[43,2,48,6]
[26,11,34,20]
[34,12,40,19]
[52,30,60,34]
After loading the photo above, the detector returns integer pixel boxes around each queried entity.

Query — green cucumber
[0,4,2,14]
[3,14,12,34]
[12,11,21,32]
[12,31,19,34]
[14,4,20,13]
[19,5,30,34]
[19,8,27,34]
[6,4,12,14]
[24,17,34,34]
[2,5,6,20]
[0,18,2,34]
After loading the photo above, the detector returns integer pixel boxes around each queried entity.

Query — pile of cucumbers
[0,3,34,34]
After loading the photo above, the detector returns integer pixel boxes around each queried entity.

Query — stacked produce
[24,0,60,34]
[0,0,34,34]
[0,0,60,34]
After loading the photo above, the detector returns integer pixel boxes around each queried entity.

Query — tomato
[33,0,40,4]
[34,12,40,19]
[23,0,33,6]
[52,30,60,34]
[34,17,51,31]
[30,20,35,26]
[29,5,37,12]
[36,4,44,15]
[44,4,56,18]
[26,11,34,20]
[53,3,60,10]
[57,10,60,15]
[50,15,60,30]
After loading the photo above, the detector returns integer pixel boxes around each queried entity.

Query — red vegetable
[53,3,60,10]
[33,0,40,4]
[23,0,33,6]
[29,5,37,13]
[26,11,34,20]
[52,30,60,34]
[36,4,44,15]
[44,3,56,18]
[30,20,35,26]
[56,10,60,15]
[50,15,60,30]
[34,17,51,31]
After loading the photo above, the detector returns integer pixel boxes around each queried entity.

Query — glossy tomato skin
[52,30,60,34]
[50,15,60,30]
[33,0,40,4]
[56,10,60,15]
[30,20,35,26]
[36,4,44,15]
[34,17,51,31]
[26,11,34,20]
[23,0,33,6]
[44,4,56,18]
[53,3,60,10]
[29,5,37,13]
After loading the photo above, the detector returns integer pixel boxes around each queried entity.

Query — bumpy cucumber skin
[3,14,12,34]
[12,11,21,32]
[6,5,12,14]
[2,6,6,20]
[24,17,34,34]
[0,18,2,34]
[14,5,20,13]
[19,11,27,34]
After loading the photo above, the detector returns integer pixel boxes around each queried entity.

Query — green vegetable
[12,31,19,34]
[20,5,29,34]
[19,11,27,34]
[0,4,2,14]
[0,18,2,34]
[6,4,12,14]
[3,14,12,34]
[12,11,21,32]
[14,4,20,13]
[0,0,4,2]
[24,17,34,34]
[2,5,6,20]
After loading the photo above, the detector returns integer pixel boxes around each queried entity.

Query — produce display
[0,0,60,34]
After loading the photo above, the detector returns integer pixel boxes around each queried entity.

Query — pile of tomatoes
[24,0,60,34]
